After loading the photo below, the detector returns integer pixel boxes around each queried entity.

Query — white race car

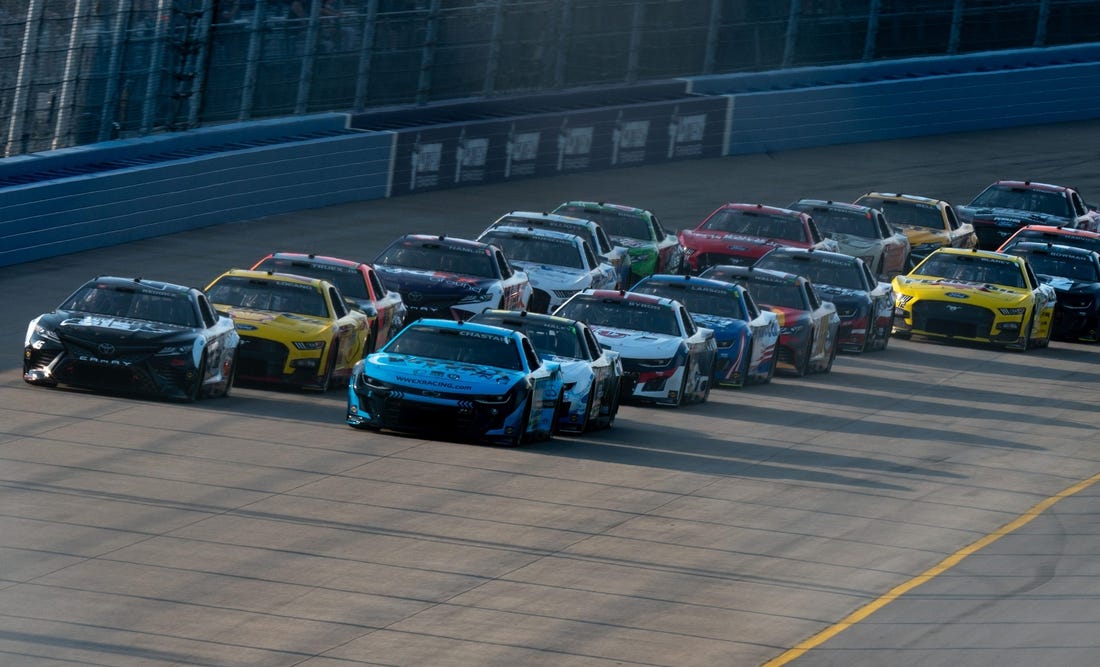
[553,289,717,406]
[477,225,617,313]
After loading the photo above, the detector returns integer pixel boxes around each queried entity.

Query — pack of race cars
[24,183,1100,446]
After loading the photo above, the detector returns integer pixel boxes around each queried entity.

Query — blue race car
[346,318,563,446]
[471,309,624,433]
[630,274,779,387]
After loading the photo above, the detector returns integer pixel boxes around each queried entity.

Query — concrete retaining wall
[3,46,1100,267]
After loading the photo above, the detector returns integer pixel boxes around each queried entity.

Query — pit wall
[3,45,1098,267]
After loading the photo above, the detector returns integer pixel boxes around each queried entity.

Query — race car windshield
[472,314,586,358]
[914,255,1025,288]
[862,198,944,229]
[632,284,745,319]
[702,210,806,242]
[62,286,197,326]
[557,299,680,336]
[743,281,806,310]
[386,326,522,370]
[482,234,583,269]
[1006,231,1100,254]
[255,259,369,300]
[807,209,877,238]
[207,276,330,317]
[558,206,649,241]
[971,186,1071,218]
[1021,253,1100,281]
[377,243,496,278]
[758,257,864,290]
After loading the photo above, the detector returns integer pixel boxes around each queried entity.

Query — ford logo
[945,292,968,299]
[97,343,115,356]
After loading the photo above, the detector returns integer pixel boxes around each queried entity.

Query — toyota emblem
[97,343,116,356]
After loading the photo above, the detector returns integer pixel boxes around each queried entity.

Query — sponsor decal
[395,374,473,391]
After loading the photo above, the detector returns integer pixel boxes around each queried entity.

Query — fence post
[294,0,323,113]
[702,0,722,75]
[52,0,93,150]
[782,0,801,67]
[862,0,881,61]
[625,0,645,84]
[5,0,46,157]
[141,0,173,135]
[553,0,572,89]
[415,0,442,106]
[1034,0,1050,47]
[186,0,215,129]
[948,0,964,55]
[353,0,380,110]
[238,0,269,121]
[98,0,134,142]
[481,0,506,96]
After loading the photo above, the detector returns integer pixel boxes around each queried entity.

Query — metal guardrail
[3,0,1099,158]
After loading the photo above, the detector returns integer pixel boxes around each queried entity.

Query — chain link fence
[3,0,1099,158]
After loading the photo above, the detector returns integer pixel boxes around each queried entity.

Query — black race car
[1001,242,1100,343]
[24,276,240,401]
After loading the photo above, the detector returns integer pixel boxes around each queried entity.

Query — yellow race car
[205,269,372,389]
[891,248,1056,350]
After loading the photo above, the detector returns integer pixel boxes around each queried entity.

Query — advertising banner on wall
[386,96,730,197]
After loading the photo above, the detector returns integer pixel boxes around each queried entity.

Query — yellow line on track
[762,471,1100,666]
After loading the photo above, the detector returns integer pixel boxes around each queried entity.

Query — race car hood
[813,283,870,310]
[758,305,810,329]
[220,306,332,335]
[829,233,880,253]
[1037,274,1100,295]
[893,275,1031,304]
[363,353,524,393]
[373,266,495,298]
[611,236,650,250]
[541,356,593,386]
[895,225,951,247]
[681,229,795,257]
[44,312,193,345]
[589,326,684,357]
[957,205,1065,226]
[691,313,748,339]
[509,261,591,290]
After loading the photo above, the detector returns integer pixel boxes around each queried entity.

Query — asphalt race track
[2,120,1099,667]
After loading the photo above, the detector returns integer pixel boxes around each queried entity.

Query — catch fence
[3,0,1099,157]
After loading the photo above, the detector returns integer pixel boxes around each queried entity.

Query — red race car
[678,202,838,274]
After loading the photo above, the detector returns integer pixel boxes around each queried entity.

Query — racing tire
[877,322,892,351]
[603,379,621,429]
[185,356,207,403]
[758,354,777,385]
[578,382,596,433]
[671,363,689,407]
[219,355,237,398]
[516,398,535,446]
[319,343,339,391]
[792,339,812,377]
[820,340,837,374]
[697,358,712,404]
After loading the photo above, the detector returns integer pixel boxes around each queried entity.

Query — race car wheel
[603,378,621,429]
[185,356,207,403]
[759,354,777,385]
[792,339,811,377]
[319,343,339,391]
[578,381,596,433]
[877,322,892,351]
[219,355,237,398]
[820,340,837,374]
[512,398,534,446]
[672,363,689,407]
